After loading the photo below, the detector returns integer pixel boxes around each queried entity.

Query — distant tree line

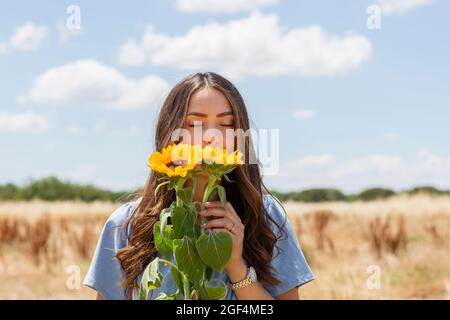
[0,176,449,203]
[0,176,137,202]
[269,186,450,202]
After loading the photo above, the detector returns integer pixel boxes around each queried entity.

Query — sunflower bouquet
[139,143,244,300]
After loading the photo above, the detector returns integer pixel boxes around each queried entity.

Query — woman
[83,72,314,300]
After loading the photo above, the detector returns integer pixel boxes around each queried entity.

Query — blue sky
[1,0,449,193]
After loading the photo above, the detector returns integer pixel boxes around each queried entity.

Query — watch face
[248,267,257,281]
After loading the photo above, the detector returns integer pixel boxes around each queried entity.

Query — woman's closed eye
[187,122,203,127]
[187,122,234,127]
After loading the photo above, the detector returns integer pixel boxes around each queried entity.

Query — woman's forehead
[187,87,232,114]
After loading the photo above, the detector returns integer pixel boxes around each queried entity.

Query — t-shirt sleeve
[82,201,136,300]
[262,194,315,297]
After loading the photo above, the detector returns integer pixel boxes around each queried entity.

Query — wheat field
[0,193,449,299]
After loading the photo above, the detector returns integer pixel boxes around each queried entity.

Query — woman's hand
[199,201,245,269]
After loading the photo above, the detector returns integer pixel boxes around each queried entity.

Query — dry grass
[0,200,115,299]
[0,193,449,299]
[285,193,450,299]
[364,214,408,259]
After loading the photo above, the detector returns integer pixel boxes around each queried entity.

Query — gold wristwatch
[230,266,257,290]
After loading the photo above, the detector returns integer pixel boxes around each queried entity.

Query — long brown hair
[117,72,288,299]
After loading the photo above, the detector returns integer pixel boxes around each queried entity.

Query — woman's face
[181,87,236,152]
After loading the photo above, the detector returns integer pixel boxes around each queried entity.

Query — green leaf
[155,180,170,198]
[193,221,202,238]
[171,266,184,292]
[139,257,163,300]
[172,206,196,239]
[192,176,198,194]
[155,290,179,300]
[199,284,227,300]
[222,174,234,183]
[185,204,202,238]
[153,221,173,258]
[168,178,177,190]
[216,185,227,208]
[173,236,206,288]
[195,231,233,271]
[205,266,213,282]
[176,187,193,205]
[181,271,191,299]
[159,207,172,234]
[191,289,199,300]
[221,166,237,177]
[139,287,147,300]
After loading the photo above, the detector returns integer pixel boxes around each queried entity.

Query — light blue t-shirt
[83,194,314,299]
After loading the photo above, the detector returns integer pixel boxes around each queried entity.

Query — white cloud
[330,155,403,178]
[118,11,372,79]
[376,0,433,15]
[0,111,49,132]
[10,22,48,51]
[19,59,170,110]
[175,0,279,13]
[61,164,98,184]
[118,40,147,66]
[292,110,316,120]
[265,149,450,193]
[417,147,444,166]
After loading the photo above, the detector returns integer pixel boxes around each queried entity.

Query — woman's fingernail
[201,223,207,228]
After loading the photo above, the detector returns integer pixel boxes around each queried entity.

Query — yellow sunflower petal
[148,151,170,174]
[161,145,174,163]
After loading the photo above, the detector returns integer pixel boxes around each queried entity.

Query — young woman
[83,72,314,300]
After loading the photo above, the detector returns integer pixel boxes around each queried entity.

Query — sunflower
[147,143,197,177]
[202,145,219,165]
[226,150,244,165]
[171,143,202,168]
[202,145,244,165]
[148,143,244,177]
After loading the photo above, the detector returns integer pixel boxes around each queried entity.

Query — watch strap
[230,267,256,290]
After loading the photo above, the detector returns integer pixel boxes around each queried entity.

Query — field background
[0,193,449,299]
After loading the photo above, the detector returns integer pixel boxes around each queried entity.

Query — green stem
[199,176,217,233]
[159,259,178,270]
[201,176,217,208]
[175,178,185,207]
[191,173,198,198]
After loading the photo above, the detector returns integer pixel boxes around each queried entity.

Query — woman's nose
[201,123,225,148]
[202,135,217,148]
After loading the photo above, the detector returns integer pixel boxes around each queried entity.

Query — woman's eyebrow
[186,111,233,117]
[216,111,233,117]
[186,112,207,117]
